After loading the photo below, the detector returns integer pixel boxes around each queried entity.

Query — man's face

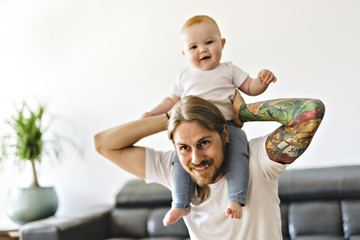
[173,121,229,186]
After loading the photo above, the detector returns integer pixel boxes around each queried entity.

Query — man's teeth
[194,164,209,171]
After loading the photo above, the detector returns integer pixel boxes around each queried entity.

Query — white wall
[1,0,359,225]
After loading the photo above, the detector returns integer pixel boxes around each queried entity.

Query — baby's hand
[258,69,277,85]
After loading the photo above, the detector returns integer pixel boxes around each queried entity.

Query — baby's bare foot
[163,207,190,226]
[225,201,243,219]
[232,90,245,128]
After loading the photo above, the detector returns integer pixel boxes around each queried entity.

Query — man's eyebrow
[175,136,213,146]
[175,142,186,146]
[197,136,212,143]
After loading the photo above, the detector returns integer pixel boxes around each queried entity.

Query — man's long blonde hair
[168,95,227,205]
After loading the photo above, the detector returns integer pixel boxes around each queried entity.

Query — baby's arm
[142,94,180,118]
[238,69,277,96]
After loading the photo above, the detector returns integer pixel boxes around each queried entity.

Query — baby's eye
[206,40,214,45]
[189,45,197,50]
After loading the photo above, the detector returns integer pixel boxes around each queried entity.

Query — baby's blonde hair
[181,15,222,37]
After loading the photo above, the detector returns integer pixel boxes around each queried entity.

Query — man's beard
[189,161,225,187]
[188,142,227,187]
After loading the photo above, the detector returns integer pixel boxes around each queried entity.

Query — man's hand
[258,69,277,85]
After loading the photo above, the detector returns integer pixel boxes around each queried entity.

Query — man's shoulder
[145,148,175,188]
[249,135,268,149]
[145,148,176,168]
[248,134,288,180]
[248,135,268,163]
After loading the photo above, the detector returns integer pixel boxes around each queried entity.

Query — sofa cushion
[289,201,343,238]
[147,208,189,238]
[342,200,360,239]
[292,236,345,240]
[116,180,172,208]
[104,238,188,240]
[279,166,360,202]
[110,208,149,238]
[281,203,290,239]
[20,206,111,240]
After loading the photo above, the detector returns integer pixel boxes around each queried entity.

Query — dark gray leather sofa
[20,165,360,240]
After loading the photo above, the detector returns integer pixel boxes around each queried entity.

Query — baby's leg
[225,122,249,219]
[164,154,194,226]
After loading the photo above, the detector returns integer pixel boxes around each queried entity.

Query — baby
[143,15,277,226]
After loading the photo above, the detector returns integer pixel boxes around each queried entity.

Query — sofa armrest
[20,206,112,240]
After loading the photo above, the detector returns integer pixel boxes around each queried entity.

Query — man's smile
[189,160,213,174]
[191,163,211,173]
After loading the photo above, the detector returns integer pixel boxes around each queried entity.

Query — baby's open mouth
[200,56,210,61]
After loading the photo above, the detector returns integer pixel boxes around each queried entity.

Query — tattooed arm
[233,92,325,164]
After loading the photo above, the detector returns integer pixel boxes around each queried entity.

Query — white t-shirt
[145,135,288,240]
[171,62,248,120]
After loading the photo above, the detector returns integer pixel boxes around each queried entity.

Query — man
[94,93,325,239]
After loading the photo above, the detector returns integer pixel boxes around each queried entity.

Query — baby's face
[181,21,225,71]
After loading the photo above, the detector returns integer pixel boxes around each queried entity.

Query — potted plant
[0,102,62,224]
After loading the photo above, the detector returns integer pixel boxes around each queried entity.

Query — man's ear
[222,124,230,143]
[221,38,226,49]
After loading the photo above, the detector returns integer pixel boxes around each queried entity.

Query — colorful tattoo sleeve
[238,98,325,164]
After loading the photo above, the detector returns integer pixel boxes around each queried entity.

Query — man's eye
[200,140,210,146]
[180,146,189,151]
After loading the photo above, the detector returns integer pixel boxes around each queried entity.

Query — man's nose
[191,149,203,165]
